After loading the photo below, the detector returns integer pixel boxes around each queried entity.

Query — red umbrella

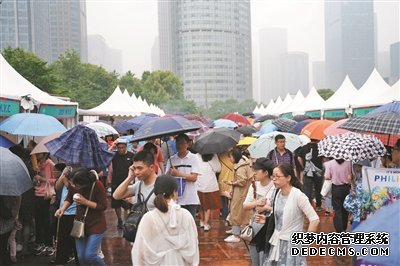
[323,119,350,136]
[222,113,251,126]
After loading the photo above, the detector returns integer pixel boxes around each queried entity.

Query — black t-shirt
[298,142,323,169]
[111,151,134,185]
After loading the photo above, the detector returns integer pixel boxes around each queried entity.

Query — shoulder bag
[70,182,96,239]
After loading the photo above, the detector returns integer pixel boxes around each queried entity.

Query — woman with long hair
[224,148,253,243]
[132,175,199,265]
[55,167,107,265]
[264,163,319,266]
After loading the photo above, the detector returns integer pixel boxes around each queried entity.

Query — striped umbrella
[271,118,297,132]
[339,112,400,135]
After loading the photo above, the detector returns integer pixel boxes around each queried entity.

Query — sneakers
[34,243,45,252]
[45,247,55,256]
[199,220,204,228]
[224,235,240,243]
[98,249,105,259]
[225,228,233,234]
[204,224,211,231]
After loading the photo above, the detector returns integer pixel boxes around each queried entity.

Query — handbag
[320,179,332,197]
[240,221,253,242]
[70,182,96,239]
[44,181,55,200]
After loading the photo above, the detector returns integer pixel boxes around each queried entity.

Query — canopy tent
[0,54,78,122]
[284,90,306,115]
[373,79,400,104]
[271,93,293,115]
[350,68,392,108]
[324,76,358,110]
[291,87,326,116]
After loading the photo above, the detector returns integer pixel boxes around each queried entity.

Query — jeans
[303,175,323,207]
[182,205,198,220]
[75,233,106,266]
[220,196,230,220]
[332,184,350,232]
[249,221,265,266]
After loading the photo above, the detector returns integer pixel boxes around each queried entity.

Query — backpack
[122,182,154,242]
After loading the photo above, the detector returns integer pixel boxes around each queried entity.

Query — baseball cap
[252,158,275,171]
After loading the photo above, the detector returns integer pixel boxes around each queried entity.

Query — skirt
[198,191,223,210]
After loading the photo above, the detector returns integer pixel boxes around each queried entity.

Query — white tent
[291,87,325,114]
[0,54,77,106]
[272,93,293,115]
[267,97,282,115]
[350,68,392,108]
[80,87,140,116]
[373,79,400,104]
[285,90,305,114]
[324,76,358,110]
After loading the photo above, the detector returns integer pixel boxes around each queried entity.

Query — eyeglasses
[271,174,286,179]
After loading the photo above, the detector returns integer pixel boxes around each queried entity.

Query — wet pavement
[16,198,350,266]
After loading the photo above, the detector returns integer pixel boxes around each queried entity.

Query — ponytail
[154,193,169,213]
[251,178,257,199]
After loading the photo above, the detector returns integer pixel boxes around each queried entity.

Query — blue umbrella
[253,123,278,137]
[368,100,400,115]
[131,117,201,142]
[213,119,238,128]
[291,119,314,134]
[45,125,114,170]
[353,201,399,266]
[0,113,66,136]
[0,135,15,148]
[0,147,32,195]
[114,114,158,133]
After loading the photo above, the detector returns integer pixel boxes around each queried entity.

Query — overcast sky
[86,0,399,79]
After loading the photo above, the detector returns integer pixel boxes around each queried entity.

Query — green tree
[317,88,335,100]
[2,47,58,93]
[119,71,143,96]
[206,98,258,119]
[160,98,199,115]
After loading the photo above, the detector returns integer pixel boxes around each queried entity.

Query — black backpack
[122,182,154,242]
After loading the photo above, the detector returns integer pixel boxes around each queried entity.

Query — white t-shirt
[165,151,201,205]
[244,181,275,204]
[128,181,156,211]
[195,154,221,193]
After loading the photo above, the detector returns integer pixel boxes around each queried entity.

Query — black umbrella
[292,114,311,122]
[192,127,241,155]
[235,125,258,135]
[255,114,278,123]
[131,116,202,142]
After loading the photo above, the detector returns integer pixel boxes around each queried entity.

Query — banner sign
[361,166,400,216]
[0,99,20,117]
[305,110,321,118]
[39,105,77,118]
[324,109,346,119]
[280,113,293,119]
[353,107,377,117]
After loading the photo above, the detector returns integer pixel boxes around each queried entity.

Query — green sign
[280,113,293,119]
[353,107,377,117]
[39,105,77,118]
[0,99,20,116]
[324,109,346,119]
[305,110,321,118]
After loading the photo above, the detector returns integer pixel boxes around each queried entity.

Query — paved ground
[16,198,351,265]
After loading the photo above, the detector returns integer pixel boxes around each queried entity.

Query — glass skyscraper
[158,0,252,107]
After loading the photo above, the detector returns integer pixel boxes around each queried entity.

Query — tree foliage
[2,47,58,93]
[317,88,335,100]
[206,98,258,119]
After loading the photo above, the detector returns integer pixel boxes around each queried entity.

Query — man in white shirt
[113,150,157,211]
[165,133,201,219]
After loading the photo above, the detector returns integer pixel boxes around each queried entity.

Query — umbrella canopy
[186,122,209,140]
[254,123,278,137]
[0,135,15,148]
[45,125,114,170]
[86,122,119,137]
[113,120,136,133]
[114,114,159,133]
[323,119,350,136]
[192,127,241,155]
[301,119,335,140]
[290,119,314,134]
[213,119,238,128]
[0,113,67,136]
[131,116,202,142]
[235,125,257,135]
[255,114,278,123]
[339,111,400,135]
[237,137,257,146]
[30,132,63,154]
[367,100,400,114]
[0,147,32,195]
[318,133,386,162]
[222,113,251,126]
[248,132,304,159]
[271,118,297,132]
[292,114,311,122]
[183,114,213,127]
[353,201,400,266]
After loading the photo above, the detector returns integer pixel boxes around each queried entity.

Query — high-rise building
[48,0,87,62]
[87,34,123,74]
[325,0,375,89]
[258,28,287,103]
[391,42,400,84]
[0,0,51,62]
[151,37,160,71]
[281,52,309,96]
[313,61,327,90]
[158,0,252,106]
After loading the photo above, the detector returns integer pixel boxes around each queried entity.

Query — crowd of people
[1,130,399,266]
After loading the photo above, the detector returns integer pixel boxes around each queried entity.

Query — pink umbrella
[323,119,350,136]
[31,132,63,154]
